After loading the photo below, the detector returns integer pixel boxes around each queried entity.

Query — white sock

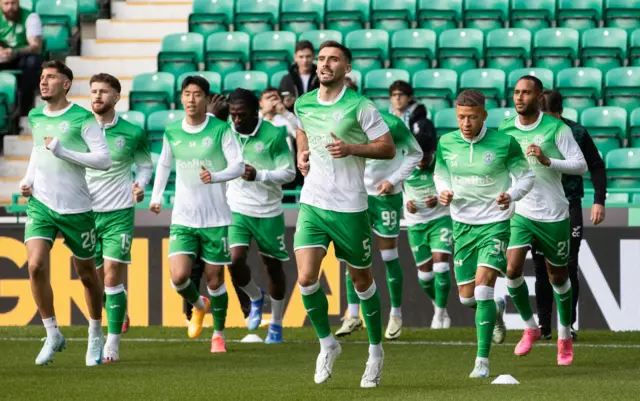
[319,334,338,352]
[558,325,571,340]
[476,356,489,364]
[369,343,383,360]
[106,333,121,348]
[241,280,263,302]
[347,303,359,319]
[390,307,402,318]
[193,296,205,310]
[42,316,61,338]
[434,306,445,320]
[271,298,284,326]
[213,330,224,339]
[89,318,102,336]
[524,317,538,329]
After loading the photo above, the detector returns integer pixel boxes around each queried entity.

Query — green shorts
[407,215,453,266]
[168,224,231,265]
[452,220,510,285]
[294,203,372,269]
[229,212,288,261]
[368,193,403,238]
[24,196,96,260]
[509,214,570,267]
[94,208,135,269]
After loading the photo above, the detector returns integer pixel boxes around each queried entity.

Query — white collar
[99,114,118,130]
[317,85,347,106]
[460,124,487,144]
[233,117,263,137]
[43,102,74,117]
[515,111,543,131]
[181,115,209,134]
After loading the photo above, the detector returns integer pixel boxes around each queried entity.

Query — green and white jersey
[364,111,423,196]
[226,118,295,218]
[403,162,450,226]
[499,112,587,222]
[434,125,534,225]
[150,116,244,228]
[295,86,389,212]
[86,115,153,212]
[21,103,111,214]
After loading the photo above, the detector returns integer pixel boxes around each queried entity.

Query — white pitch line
[1,337,640,349]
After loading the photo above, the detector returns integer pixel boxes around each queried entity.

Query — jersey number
[277,234,286,251]
[222,237,229,254]
[120,234,132,254]
[81,229,96,250]
[490,239,507,257]
[439,228,453,246]
[362,238,371,262]
[557,240,570,259]
[381,211,397,229]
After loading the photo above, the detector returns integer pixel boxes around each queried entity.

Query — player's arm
[579,128,606,206]
[255,128,296,185]
[433,145,454,206]
[19,147,38,196]
[529,126,587,175]
[133,132,154,189]
[386,125,423,186]
[150,136,173,211]
[46,120,111,170]
[296,122,311,176]
[505,136,535,202]
[206,129,244,184]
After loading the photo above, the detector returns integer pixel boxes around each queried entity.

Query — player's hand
[527,144,551,167]
[439,190,453,206]
[20,184,32,197]
[326,133,351,158]
[44,136,55,149]
[298,150,310,176]
[200,165,212,184]
[406,200,417,213]
[242,163,257,181]
[132,182,144,202]
[149,203,161,214]
[376,180,394,196]
[425,195,438,208]
[208,94,227,117]
[591,203,605,225]
[496,192,511,210]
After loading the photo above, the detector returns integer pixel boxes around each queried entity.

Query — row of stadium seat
[19,0,99,21]
[159,28,640,78]
[0,73,18,134]
[21,0,83,56]
[187,0,640,37]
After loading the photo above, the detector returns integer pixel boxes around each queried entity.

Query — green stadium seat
[129,73,175,116]
[604,0,640,32]
[299,30,343,51]
[437,29,484,74]
[117,111,146,130]
[234,0,280,35]
[371,0,417,34]
[175,71,222,108]
[604,192,630,204]
[459,69,506,110]
[631,29,640,66]
[280,0,325,34]
[147,110,186,139]
[347,70,363,92]
[325,0,371,36]
[606,148,640,188]
[632,192,640,204]
[485,28,532,75]
[418,0,462,34]
[412,69,458,112]
[532,28,579,74]
[204,32,250,79]
[345,29,389,77]
[251,31,296,76]
[0,73,17,133]
[364,69,411,110]
[36,0,77,55]
[270,70,288,88]
[629,108,640,146]
[434,108,458,136]
[604,67,640,112]
[77,0,99,21]
[189,0,234,37]
[580,107,627,157]
[580,28,628,74]
[463,0,509,32]
[20,0,33,10]
[562,107,579,121]
[223,71,268,96]
[509,0,556,33]
[506,68,554,106]
[157,33,204,78]
[557,0,603,33]
[486,108,517,129]
[555,67,602,113]
[390,29,436,76]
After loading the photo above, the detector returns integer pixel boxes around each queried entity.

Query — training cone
[492,375,520,384]
[241,334,264,343]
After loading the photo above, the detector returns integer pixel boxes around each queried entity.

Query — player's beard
[92,102,113,115]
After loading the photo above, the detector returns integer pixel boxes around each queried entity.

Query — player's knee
[76,266,98,287]
[474,285,494,301]
[351,273,373,293]
[380,248,399,262]
[170,271,191,287]
[549,270,569,286]
[297,273,317,288]
[506,267,522,280]
[27,258,46,278]
[207,276,223,291]
[459,296,477,308]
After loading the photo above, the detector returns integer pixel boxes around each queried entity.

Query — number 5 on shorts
[362,238,371,261]
[120,233,132,254]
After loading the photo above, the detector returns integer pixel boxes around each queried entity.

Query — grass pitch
[1,326,639,400]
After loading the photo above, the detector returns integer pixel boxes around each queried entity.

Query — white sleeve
[20,147,37,188]
[25,13,42,37]
[134,160,154,190]
[507,169,535,202]
[210,131,244,184]
[280,111,299,139]
[549,128,588,175]
[386,135,423,186]
[48,124,112,170]
[150,138,172,205]
[357,107,389,141]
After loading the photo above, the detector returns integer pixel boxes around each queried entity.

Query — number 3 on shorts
[490,238,507,256]
[81,229,96,250]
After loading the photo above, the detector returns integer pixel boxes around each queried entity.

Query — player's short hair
[414,120,437,154]
[389,80,413,97]
[295,40,314,54]
[228,88,260,112]
[541,89,563,113]
[41,60,73,81]
[517,75,544,93]
[260,86,278,98]
[318,40,352,63]
[455,90,485,107]
[89,73,121,94]
[181,75,210,96]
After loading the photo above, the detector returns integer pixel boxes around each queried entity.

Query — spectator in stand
[388,80,435,138]
[0,0,42,115]
[259,87,298,140]
[278,40,319,112]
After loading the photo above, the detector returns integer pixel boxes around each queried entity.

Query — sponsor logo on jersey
[484,151,495,165]
[115,136,126,149]
[453,175,496,186]
[533,135,544,146]
[253,141,265,153]
[172,140,182,147]
[202,136,213,149]
[59,121,70,133]
[176,158,214,169]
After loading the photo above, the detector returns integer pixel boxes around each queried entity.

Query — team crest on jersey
[202,136,213,148]
[533,135,544,146]
[253,141,265,153]
[115,136,126,149]
[483,151,495,165]
[332,111,344,123]
[16,25,23,34]
[58,121,70,133]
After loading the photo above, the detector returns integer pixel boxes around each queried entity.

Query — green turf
[1,327,639,400]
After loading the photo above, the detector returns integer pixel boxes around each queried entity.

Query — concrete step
[81,39,162,57]
[96,19,188,40]
[3,135,33,157]
[0,177,21,198]
[69,77,134,97]
[113,1,192,20]
[65,56,157,79]
[0,157,29,177]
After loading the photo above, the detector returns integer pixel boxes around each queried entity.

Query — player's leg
[568,202,583,340]
[409,222,440,325]
[336,268,363,336]
[428,216,454,329]
[532,241,554,339]
[184,259,204,322]
[294,204,340,384]
[451,220,479,309]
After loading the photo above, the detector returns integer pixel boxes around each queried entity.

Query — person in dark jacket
[278,40,319,111]
[389,80,431,133]
[532,89,606,341]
